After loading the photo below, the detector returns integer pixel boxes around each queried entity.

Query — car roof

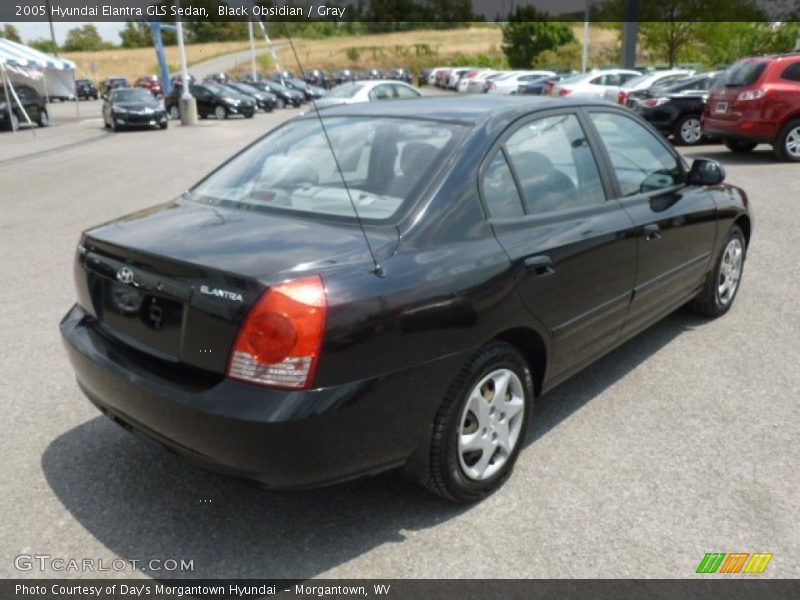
[300,94,606,125]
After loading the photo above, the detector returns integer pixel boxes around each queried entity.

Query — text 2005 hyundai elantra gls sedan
[61,96,751,502]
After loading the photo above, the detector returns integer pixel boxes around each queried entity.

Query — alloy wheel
[680,118,702,145]
[214,105,227,120]
[169,105,180,120]
[458,368,526,481]
[785,126,800,159]
[718,238,743,306]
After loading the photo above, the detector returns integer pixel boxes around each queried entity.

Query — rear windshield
[725,61,767,87]
[190,117,466,222]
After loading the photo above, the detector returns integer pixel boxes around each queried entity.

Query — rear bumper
[702,115,779,143]
[60,304,465,489]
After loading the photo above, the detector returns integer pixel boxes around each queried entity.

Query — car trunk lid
[75,199,397,375]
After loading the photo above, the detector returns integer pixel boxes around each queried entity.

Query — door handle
[524,255,555,276]
[643,223,662,241]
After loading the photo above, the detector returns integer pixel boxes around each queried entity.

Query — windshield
[327,83,366,99]
[111,89,154,102]
[191,117,466,222]
[726,60,767,87]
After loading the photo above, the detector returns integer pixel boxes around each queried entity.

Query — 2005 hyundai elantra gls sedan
[61,96,751,502]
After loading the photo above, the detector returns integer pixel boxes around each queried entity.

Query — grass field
[63,26,620,82]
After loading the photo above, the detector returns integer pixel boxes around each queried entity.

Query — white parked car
[313,80,421,109]
[602,69,693,105]
[458,69,494,93]
[466,70,508,93]
[426,68,448,86]
[550,69,641,100]
[487,70,557,95]
[446,68,476,90]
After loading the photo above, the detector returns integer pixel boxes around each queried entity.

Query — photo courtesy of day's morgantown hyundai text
[60,96,751,502]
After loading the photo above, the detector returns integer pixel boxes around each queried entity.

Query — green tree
[639,22,698,68]
[501,8,575,69]
[533,41,583,71]
[63,24,108,52]
[28,38,58,53]
[1,24,23,43]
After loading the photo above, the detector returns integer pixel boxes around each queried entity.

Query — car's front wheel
[7,111,19,131]
[425,341,533,502]
[774,119,800,162]
[688,225,746,317]
[37,109,49,127]
[674,115,703,146]
[214,104,227,120]
[168,105,180,120]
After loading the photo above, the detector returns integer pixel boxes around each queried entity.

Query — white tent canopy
[0,38,77,100]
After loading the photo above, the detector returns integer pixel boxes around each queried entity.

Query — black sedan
[0,84,49,131]
[61,96,751,502]
[281,78,327,101]
[102,87,167,131]
[164,83,256,120]
[221,82,278,112]
[75,78,98,100]
[629,72,724,146]
[247,80,305,108]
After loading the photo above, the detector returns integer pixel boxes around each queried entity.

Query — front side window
[191,117,464,222]
[589,112,683,197]
[503,114,606,214]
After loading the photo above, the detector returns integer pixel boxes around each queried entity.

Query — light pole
[582,0,590,73]
[175,2,197,125]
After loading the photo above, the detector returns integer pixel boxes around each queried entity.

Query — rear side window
[725,61,767,87]
[590,112,683,197]
[482,151,525,219]
[503,114,606,214]
[781,63,800,83]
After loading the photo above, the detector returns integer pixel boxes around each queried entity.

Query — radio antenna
[273,21,385,278]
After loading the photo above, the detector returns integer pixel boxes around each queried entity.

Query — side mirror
[688,158,725,186]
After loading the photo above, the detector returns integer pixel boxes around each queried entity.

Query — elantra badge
[116,266,135,284]
[199,285,243,302]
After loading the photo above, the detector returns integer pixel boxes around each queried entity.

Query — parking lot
[1,98,798,579]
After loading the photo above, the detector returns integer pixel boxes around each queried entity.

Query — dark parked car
[246,80,305,108]
[703,54,800,160]
[100,76,130,96]
[170,73,196,89]
[102,87,167,132]
[303,68,333,89]
[221,82,277,112]
[75,78,98,100]
[629,72,724,146]
[271,70,296,83]
[388,68,413,84]
[361,68,385,80]
[135,75,164,96]
[281,78,327,100]
[204,73,229,84]
[164,83,256,120]
[61,96,751,502]
[0,84,49,131]
[333,69,357,85]
[515,76,558,96]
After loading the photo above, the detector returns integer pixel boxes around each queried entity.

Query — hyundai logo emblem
[116,266,135,285]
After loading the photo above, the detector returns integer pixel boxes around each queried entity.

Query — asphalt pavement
[0,98,798,580]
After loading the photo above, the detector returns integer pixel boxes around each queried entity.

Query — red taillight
[736,88,768,102]
[617,90,629,105]
[558,88,571,96]
[644,97,669,108]
[228,275,327,390]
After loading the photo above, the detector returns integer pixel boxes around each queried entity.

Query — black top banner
[2,0,800,23]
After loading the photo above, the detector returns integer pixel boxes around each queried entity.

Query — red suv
[703,54,800,161]
[135,75,164,97]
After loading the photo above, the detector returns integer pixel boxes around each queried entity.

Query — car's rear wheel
[774,119,800,162]
[425,341,533,502]
[724,140,757,153]
[688,225,746,317]
[214,105,227,120]
[674,115,703,146]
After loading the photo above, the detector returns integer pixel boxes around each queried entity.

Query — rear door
[483,109,637,379]
[586,110,718,337]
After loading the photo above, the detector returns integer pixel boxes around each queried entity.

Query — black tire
[724,140,758,154]
[688,225,746,318]
[673,114,703,146]
[424,341,533,503]
[160,121,168,130]
[244,111,254,119]
[110,116,118,132]
[7,111,19,131]
[214,104,228,120]
[773,118,800,162]
[37,109,49,127]
[168,105,180,120]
